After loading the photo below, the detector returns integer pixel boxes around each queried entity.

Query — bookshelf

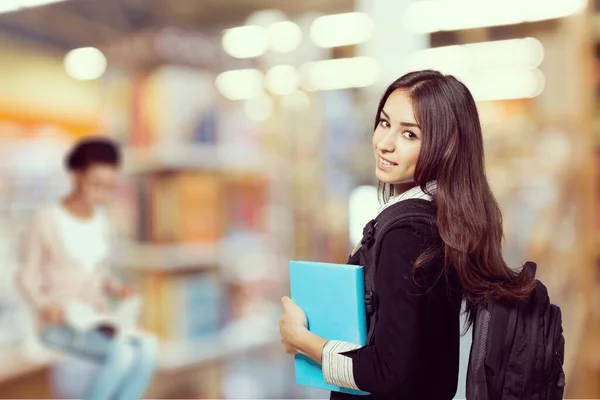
[113,142,289,397]
[101,61,305,397]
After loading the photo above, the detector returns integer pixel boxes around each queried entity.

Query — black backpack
[466,262,566,400]
[357,199,566,399]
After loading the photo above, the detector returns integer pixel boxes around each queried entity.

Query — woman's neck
[392,182,417,197]
[61,193,94,220]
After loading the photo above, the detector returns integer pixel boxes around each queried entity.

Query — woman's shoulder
[30,203,58,225]
[21,204,58,241]
[377,201,442,271]
[379,199,438,240]
[380,219,440,252]
[377,213,447,292]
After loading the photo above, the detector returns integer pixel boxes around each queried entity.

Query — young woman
[16,137,157,400]
[278,70,535,399]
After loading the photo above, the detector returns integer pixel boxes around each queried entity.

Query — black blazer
[331,200,462,400]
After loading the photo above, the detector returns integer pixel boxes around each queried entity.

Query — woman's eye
[379,119,390,128]
[402,131,417,140]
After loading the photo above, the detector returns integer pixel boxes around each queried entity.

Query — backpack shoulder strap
[361,199,436,344]
[466,306,492,400]
[371,199,436,265]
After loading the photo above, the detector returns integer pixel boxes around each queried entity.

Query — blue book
[289,260,369,396]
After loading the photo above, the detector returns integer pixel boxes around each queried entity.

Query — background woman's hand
[279,296,308,355]
[40,303,65,325]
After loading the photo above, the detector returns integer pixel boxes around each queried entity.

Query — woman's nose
[376,131,395,153]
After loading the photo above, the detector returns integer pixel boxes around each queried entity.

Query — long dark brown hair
[374,70,535,321]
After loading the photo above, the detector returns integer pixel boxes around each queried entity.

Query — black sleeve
[342,221,440,395]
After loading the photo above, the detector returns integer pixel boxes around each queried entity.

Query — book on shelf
[138,270,226,341]
[139,171,223,243]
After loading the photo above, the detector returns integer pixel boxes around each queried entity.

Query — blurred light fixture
[215,69,263,100]
[301,57,379,91]
[310,12,373,48]
[407,37,544,75]
[265,65,300,95]
[222,25,268,59]
[298,63,318,92]
[267,21,302,53]
[349,185,379,246]
[408,45,472,77]
[0,0,66,13]
[0,3,20,13]
[18,0,66,5]
[244,94,273,122]
[281,91,311,111]
[405,37,546,100]
[465,68,545,101]
[63,47,107,81]
[403,0,587,33]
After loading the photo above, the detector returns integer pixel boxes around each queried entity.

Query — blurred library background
[0,0,599,399]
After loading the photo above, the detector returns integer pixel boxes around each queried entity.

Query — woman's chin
[375,169,395,184]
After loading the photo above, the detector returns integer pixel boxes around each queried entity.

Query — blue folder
[289,260,369,396]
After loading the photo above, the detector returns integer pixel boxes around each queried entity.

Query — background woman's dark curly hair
[65,137,121,172]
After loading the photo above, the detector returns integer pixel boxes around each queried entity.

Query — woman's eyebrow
[381,109,420,128]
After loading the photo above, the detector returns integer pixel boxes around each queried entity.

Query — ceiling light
[403,0,587,33]
[215,69,263,100]
[265,65,300,95]
[64,47,107,81]
[301,57,379,91]
[407,37,544,75]
[222,25,268,59]
[465,68,546,101]
[267,21,302,53]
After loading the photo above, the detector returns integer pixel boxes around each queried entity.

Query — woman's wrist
[291,325,309,348]
[294,329,328,363]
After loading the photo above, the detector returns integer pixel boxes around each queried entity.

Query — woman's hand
[279,296,308,355]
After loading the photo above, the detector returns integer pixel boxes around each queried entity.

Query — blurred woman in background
[16,137,157,400]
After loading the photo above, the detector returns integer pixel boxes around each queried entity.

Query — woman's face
[372,89,422,187]
[74,164,118,206]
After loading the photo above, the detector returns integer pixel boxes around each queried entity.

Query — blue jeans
[41,325,158,400]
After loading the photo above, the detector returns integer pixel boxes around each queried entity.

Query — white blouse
[52,203,110,273]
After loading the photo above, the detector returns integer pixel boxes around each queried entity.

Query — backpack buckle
[361,219,376,247]
[365,286,375,314]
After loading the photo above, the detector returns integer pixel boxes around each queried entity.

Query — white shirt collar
[376,181,436,216]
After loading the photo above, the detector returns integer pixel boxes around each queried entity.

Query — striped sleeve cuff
[322,340,362,390]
